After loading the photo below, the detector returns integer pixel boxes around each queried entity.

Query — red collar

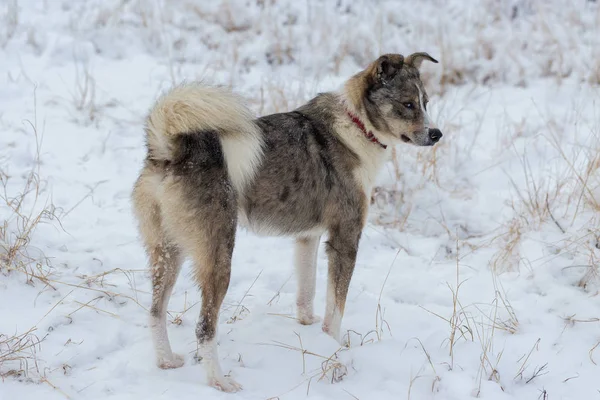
[346,111,387,149]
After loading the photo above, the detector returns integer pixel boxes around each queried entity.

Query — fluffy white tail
[145,83,264,193]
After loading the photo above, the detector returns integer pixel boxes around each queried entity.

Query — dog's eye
[403,102,415,109]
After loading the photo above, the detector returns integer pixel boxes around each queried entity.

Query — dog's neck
[338,93,389,155]
[335,93,391,195]
[346,110,388,150]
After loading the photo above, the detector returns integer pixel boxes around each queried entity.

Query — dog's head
[349,52,442,147]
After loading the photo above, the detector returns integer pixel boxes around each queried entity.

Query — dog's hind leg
[192,226,240,393]
[322,221,362,343]
[156,130,245,392]
[149,241,183,368]
[133,173,184,369]
[176,197,240,392]
[161,200,241,392]
[295,236,321,325]
[161,192,241,392]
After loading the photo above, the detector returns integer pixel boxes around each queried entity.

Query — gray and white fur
[132,52,441,392]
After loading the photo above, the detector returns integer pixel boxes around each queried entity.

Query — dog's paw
[298,313,321,325]
[321,323,341,343]
[209,376,243,393]
[157,353,185,369]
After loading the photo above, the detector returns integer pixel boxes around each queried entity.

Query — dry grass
[374,249,400,341]
[0,91,150,380]
[539,106,600,288]
[0,98,52,376]
[69,58,98,125]
[420,240,473,370]
[0,327,42,378]
[254,79,310,116]
[226,270,263,324]
[403,338,441,398]
[419,236,520,395]
[488,217,523,274]
[0,90,58,284]
[262,334,348,398]
[0,266,150,379]
[53,0,600,99]
[427,0,599,95]
[0,167,57,285]
[506,154,563,229]
[471,275,519,395]
[484,93,600,276]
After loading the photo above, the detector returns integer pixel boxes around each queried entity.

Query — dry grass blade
[546,193,565,234]
[525,363,549,384]
[169,291,200,325]
[267,273,292,306]
[227,269,263,323]
[588,340,600,365]
[375,249,401,341]
[514,338,541,381]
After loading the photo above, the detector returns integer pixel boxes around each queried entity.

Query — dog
[132,52,441,392]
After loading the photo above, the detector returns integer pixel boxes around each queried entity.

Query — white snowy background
[1,0,600,399]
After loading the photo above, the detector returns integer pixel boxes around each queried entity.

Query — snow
[1,0,600,399]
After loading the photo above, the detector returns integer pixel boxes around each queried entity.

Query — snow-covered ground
[1,1,600,399]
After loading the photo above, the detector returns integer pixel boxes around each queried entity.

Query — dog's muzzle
[428,128,443,144]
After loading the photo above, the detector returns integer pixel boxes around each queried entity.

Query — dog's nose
[429,128,443,143]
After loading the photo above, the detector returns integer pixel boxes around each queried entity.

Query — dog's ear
[405,52,439,69]
[372,54,404,84]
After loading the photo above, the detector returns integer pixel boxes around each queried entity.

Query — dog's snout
[428,128,443,143]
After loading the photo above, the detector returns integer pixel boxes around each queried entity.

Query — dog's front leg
[322,222,361,343]
[295,236,321,325]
